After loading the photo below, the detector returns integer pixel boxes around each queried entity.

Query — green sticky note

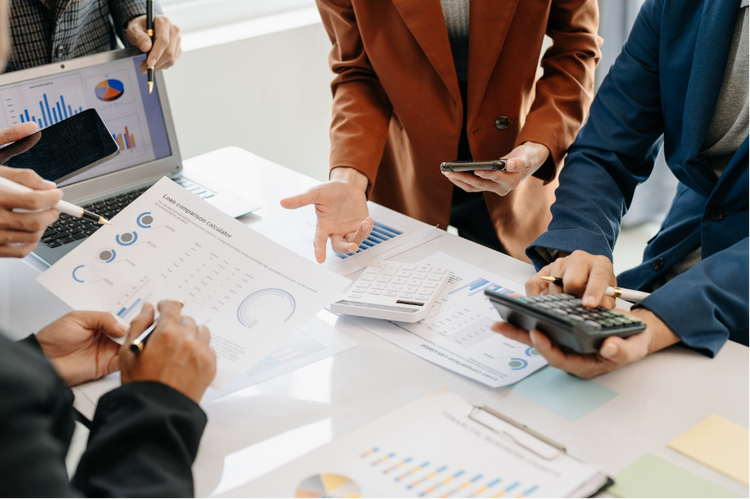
[609,453,744,498]
[512,366,618,421]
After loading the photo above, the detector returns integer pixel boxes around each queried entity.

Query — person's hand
[120,301,216,404]
[526,249,617,309]
[442,142,550,196]
[36,311,129,386]
[280,167,372,263]
[126,15,182,74]
[0,124,63,258]
[492,307,679,377]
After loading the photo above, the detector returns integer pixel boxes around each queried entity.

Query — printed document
[243,389,609,498]
[349,252,547,387]
[37,177,350,389]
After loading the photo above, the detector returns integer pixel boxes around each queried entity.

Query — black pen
[130,300,185,354]
[146,0,155,94]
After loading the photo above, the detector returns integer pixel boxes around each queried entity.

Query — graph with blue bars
[334,221,403,259]
[116,293,152,321]
[18,92,84,128]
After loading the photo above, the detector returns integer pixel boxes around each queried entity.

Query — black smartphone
[0,109,120,183]
[440,159,507,173]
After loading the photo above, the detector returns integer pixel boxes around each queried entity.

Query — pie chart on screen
[95,79,124,102]
[296,474,361,498]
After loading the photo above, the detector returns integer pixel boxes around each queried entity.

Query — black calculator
[485,290,646,354]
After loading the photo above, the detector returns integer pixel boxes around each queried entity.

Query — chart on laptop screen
[0,54,171,184]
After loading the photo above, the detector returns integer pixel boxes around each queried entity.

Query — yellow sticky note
[668,415,749,486]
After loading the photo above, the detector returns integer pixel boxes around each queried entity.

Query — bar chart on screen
[1,73,87,127]
[107,115,146,158]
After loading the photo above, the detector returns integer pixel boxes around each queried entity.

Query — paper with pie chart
[37,177,350,389]
[348,252,547,387]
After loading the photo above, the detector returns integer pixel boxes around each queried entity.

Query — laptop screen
[0,54,172,186]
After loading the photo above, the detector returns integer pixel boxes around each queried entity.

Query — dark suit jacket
[528,0,749,355]
[0,334,207,497]
[316,0,601,260]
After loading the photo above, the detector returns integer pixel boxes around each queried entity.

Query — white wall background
[161,9,334,181]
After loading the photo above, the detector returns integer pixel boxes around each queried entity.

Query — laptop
[0,48,260,266]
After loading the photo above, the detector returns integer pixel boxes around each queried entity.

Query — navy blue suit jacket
[528,0,749,356]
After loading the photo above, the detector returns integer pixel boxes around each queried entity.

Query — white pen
[539,275,651,302]
[0,175,111,225]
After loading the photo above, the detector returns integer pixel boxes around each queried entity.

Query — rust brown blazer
[317,0,601,261]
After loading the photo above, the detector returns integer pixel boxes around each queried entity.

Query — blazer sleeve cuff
[634,295,727,358]
[527,227,614,271]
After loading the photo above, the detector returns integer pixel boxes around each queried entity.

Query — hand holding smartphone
[0,109,119,183]
[440,159,507,173]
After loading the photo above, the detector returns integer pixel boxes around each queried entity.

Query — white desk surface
[1,147,747,497]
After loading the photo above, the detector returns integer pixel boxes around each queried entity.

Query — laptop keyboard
[40,177,215,249]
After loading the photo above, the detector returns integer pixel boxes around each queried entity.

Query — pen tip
[99,217,111,225]
[148,81,154,94]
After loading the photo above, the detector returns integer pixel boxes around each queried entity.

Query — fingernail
[362,222,371,231]
[583,296,597,307]
[42,179,57,188]
[601,342,618,358]
[529,330,539,345]
[117,323,128,333]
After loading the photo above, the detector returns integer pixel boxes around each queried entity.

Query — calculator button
[367,290,381,295]
[527,296,542,302]
[384,291,397,297]
[583,320,602,331]
[422,281,438,289]
[417,265,432,272]
[399,294,414,299]
[348,293,362,299]
[568,315,584,323]
[386,285,402,292]
[551,308,568,316]
[360,274,376,281]
[370,260,385,268]
[413,272,427,279]
[407,279,421,286]
[559,293,574,299]
[415,294,430,301]
[357,282,371,289]
[353,287,368,293]
[427,273,443,281]
[433,267,448,274]
[404,286,417,293]
[401,264,416,271]
[396,270,412,278]
[371,283,386,290]
[392,277,407,284]
[536,303,551,309]
[417,288,434,296]
[381,265,399,276]
[376,276,392,283]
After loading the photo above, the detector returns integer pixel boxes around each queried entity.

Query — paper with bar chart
[348,252,547,387]
[252,202,443,277]
[244,390,608,498]
[37,177,350,389]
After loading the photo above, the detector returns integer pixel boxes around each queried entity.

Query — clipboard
[468,404,614,497]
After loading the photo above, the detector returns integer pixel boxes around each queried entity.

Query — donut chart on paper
[296,474,362,498]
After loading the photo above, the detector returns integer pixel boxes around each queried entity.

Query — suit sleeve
[633,238,749,356]
[315,0,393,190]
[108,0,164,47]
[71,381,207,498]
[527,0,666,266]
[516,0,602,181]
[0,335,77,497]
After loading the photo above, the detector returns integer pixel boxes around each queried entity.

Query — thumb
[124,302,155,344]
[127,17,153,53]
[598,336,633,364]
[75,311,128,338]
[280,190,317,210]
[504,157,527,172]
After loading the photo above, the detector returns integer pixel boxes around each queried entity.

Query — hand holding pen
[121,301,216,404]
[124,9,183,88]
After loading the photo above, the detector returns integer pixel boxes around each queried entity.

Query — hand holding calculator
[485,291,646,354]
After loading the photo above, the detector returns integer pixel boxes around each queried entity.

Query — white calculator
[330,260,450,322]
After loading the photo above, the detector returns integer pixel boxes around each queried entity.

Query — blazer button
[709,207,724,221]
[653,258,665,271]
[495,116,511,130]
